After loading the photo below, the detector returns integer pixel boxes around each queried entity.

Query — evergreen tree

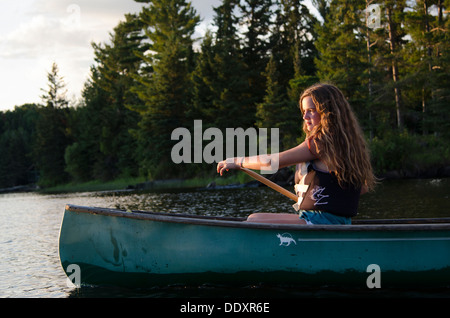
[190,31,218,124]
[385,0,407,130]
[430,0,450,138]
[257,0,318,148]
[238,0,274,107]
[256,55,302,148]
[191,0,252,130]
[66,14,146,181]
[269,0,318,90]
[92,14,144,179]
[132,0,200,178]
[64,68,110,182]
[367,0,408,131]
[211,0,253,129]
[288,15,320,106]
[314,0,370,128]
[34,63,71,186]
[40,63,69,109]
[0,104,39,188]
[403,0,449,135]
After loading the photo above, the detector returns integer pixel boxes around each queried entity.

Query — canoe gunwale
[64,204,450,232]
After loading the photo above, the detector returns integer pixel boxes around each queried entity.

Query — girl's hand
[217,158,241,176]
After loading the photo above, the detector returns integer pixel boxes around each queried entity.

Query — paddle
[240,167,298,202]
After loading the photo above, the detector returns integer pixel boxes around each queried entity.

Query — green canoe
[59,204,450,288]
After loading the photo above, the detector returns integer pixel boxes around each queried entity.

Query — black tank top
[299,163,361,217]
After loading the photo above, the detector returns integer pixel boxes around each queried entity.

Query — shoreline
[2,165,449,195]
[32,173,253,194]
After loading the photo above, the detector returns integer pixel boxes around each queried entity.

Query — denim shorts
[299,210,351,225]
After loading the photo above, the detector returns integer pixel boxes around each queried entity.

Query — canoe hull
[59,205,450,288]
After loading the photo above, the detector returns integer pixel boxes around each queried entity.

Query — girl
[216,83,376,225]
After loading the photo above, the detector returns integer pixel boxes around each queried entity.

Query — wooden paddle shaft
[240,168,298,202]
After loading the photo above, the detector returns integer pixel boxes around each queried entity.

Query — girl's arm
[217,139,317,176]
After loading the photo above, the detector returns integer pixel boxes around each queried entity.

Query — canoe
[59,204,450,288]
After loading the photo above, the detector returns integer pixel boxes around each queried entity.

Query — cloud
[1,15,89,59]
[0,0,220,63]
[0,0,221,110]
[0,1,146,59]
[29,0,145,26]
[0,1,147,109]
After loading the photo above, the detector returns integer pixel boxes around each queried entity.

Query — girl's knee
[246,213,271,222]
[246,213,304,224]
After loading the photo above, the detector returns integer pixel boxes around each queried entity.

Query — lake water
[0,178,449,298]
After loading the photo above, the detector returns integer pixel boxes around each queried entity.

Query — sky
[0,0,316,112]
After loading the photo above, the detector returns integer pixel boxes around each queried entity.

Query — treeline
[1,0,449,189]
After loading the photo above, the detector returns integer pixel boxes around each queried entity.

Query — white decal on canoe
[277,233,297,246]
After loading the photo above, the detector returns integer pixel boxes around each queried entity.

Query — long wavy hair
[300,83,376,191]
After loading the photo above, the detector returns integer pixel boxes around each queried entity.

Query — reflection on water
[109,178,450,220]
[0,178,448,298]
[110,188,294,217]
[357,178,450,219]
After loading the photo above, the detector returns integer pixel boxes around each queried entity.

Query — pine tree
[256,55,286,130]
[64,68,110,182]
[314,0,370,127]
[66,14,146,182]
[0,105,39,188]
[403,0,449,135]
[92,14,144,179]
[211,0,253,129]
[269,0,318,86]
[385,0,407,130]
[433,0,450,137]
[191,0,252,130]
[132,0,200,178]
[34,63,71,186]
[425,0,450,138]
[190,31,218,124]
[40,63,69,109]
[256,0,318,148]
[238,0,274,107]
[256,55,302,148]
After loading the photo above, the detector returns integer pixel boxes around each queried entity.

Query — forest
[0,0,449,189]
